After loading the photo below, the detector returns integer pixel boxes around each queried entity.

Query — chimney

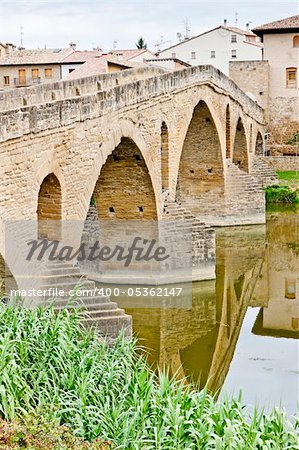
[224,19,227,27]
[5,43,16,54]
[69,42,76,50]
[246,23,250,31]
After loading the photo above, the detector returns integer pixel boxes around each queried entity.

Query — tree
[136,37,147,49]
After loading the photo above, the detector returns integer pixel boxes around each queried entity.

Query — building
[230,15,299,154]
[65,55,138,80]
[108,48,156,63]
[159,21,262,75]
[144,57,190,71]
[0,43,102,89]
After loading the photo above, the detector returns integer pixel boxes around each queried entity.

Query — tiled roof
[65,55,137,80]
[0,47,73,65]
[109,49,145,59]
[252,15,299,35]
[61,50,102,63]
[109,48,156,60]
[0,47,102,66]
[225,26,256,36]
[244,40,263,48]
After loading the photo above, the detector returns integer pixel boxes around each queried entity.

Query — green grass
[0,303,297,449]
[277,171,299,183]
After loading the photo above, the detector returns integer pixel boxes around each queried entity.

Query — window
[171,52,176,58]
[211,50,215,58]
[191,51,196,59]
[3,76,9,85]
[293,36,299,48]
[31,68,39,79]
[231,49,237,58]
[231,34,237,43]
[286,67,297,88]
[18,69,26,85]
[44,68,53,78]
[285,278,296,299]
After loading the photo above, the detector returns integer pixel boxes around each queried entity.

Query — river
[113,207,298,415]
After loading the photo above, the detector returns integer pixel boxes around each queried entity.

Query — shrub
[0,414,110,449]
[265,185,298,204]
[0,304,297,448]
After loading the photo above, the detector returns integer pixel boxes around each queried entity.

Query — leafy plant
[265,185,298,204]
[0,304,297,448]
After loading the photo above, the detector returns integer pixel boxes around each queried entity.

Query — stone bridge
[0,65,278,335]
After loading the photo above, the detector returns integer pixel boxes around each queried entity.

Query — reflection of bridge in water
[114,211,298,392]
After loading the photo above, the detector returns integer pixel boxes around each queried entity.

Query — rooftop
[0,48,73,65]
[160,24,258,52]
[252,15,299,37]
[0,47,102,66]
[108,48,156,60]
[65,55,138,80]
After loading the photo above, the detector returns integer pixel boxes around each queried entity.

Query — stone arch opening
[37,173,62,240]
[232,117,249,172]
[93,137,157,220]
[225,104,231,158]
[255,131,264,156]
[176,100,224,211]
[161,121,169,191]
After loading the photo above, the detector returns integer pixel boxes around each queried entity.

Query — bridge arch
[91,137,158,221]
[37,173,62,240]
[175,99,224,211]
[232,117,249,173]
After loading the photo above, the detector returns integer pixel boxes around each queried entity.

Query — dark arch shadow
[176,100,224,215]
[232,117,249,172]
[37,173,62,240]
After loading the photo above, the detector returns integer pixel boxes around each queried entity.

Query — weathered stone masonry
[0,65,275,286]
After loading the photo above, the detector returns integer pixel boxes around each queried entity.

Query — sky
[0,0,298,52]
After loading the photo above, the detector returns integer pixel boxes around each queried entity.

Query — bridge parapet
[0,66,166,112]
[0,65,264,143]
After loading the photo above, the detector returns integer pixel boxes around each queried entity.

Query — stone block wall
[262,156,299,171]
[229,60,269,112]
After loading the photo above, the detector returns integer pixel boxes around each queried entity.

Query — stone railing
[0,65,265,143]
[262,156,299,171]
[0,66,166,111]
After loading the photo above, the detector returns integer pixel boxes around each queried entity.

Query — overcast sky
[1,1,298,52]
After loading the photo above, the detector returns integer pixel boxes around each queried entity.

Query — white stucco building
[159,22,262,75]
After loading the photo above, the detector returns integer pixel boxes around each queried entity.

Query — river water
[114,208,298,415]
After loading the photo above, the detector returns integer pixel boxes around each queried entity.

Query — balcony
[13,77,41,87]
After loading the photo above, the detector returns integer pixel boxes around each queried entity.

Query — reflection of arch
[255,131,264,156]
[232,117,249,172]
[176,100,224,206]
[161,121,169,191]
[37,173,62,240]
[225,105,231,158]
[92,137,157,220]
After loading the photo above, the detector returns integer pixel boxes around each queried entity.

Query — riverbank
[265,170,298,204]
[0,303,297,449]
